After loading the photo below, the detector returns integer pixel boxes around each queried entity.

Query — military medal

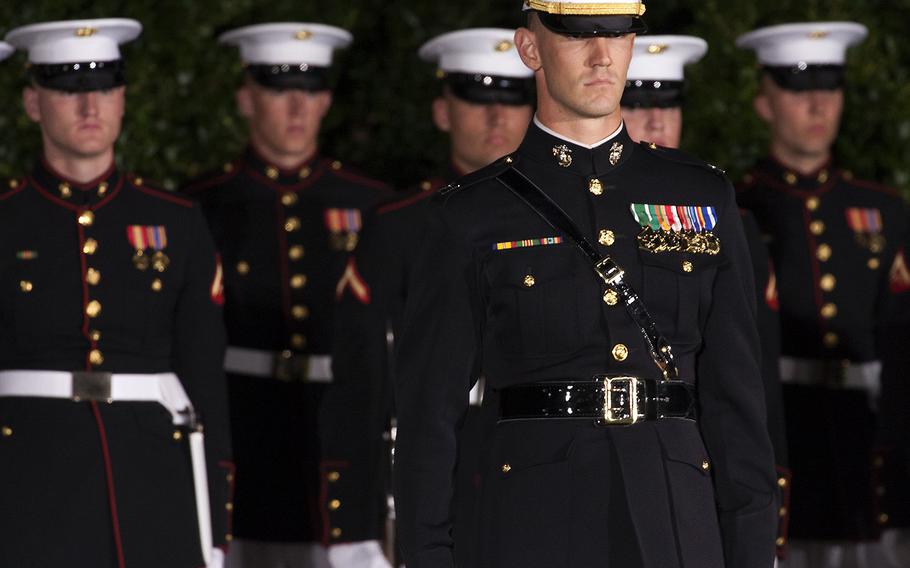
[324,208,362,252]
[127,225,169,272]
[133,250,150,270]
[846,207,886,253]
[631,203,721,255]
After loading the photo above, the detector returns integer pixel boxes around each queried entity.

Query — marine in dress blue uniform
[737,21,910,568]
[183,23,395,568]
[0,19,232,568]
[394,2,778,567]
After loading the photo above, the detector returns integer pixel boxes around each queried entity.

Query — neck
[770,141,831,176]
[536,99,623,146]
[42,143,114,184]
[450,154,480,176]
[250,135,317,171]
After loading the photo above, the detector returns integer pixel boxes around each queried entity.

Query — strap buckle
[600,376,644,426]
[72,372,112,402]
[594,257,624,287]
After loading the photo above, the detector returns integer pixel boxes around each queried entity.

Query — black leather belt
[499,376,697,426]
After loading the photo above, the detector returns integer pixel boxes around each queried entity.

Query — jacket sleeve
[393,202,482,568]
[697,184,778,568]
[171,204,234,550]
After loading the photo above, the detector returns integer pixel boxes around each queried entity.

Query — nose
[646,108,664,132]
[287,90,306,115]
[79,92,99,117]
[487,103,507,127]
[587,37,614,68]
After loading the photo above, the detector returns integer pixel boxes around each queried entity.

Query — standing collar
[518,117,634,176]
[244,145,322,185]
[29,157,123,208]
[532,115,625,149]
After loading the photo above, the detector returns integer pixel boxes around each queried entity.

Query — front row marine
[183,22,395,568]
[621,32,791,558]
[327,27,535,567]
[0,19,233,568]
[394,1,778,568]
[737,22,910,567]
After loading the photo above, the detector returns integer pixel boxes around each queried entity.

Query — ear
[753,91,774,124]
[431,96,451,133]
[313,90,333,119]
[23,86,41,123]
[515,27,542,72]
[235,84,255,119]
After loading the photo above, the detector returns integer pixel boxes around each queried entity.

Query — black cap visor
[621,80,683,108]
[536,13,646,37]
[764,64,845,92]
[30,60,126,93]
[447,73,534,106]
[246,64,330,92]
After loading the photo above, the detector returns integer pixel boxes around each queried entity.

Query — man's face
[433,91,533,173]
[23,86,125,158]
[236,81,332,161]
[622,106,682,148]
[754,75,843,160]
[518,19,634,121]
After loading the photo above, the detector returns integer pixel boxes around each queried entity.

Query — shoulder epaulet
[324,158,389,191]
[438,155,516,199]
[131,174,194,208]
[842,172,902,199]
[183,160,243,195]
[637,141,726,178]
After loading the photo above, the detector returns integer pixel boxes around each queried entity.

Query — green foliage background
[0,1,908,196]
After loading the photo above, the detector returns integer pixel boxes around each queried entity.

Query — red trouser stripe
[91,401,126,568]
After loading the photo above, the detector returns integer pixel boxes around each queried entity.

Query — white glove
[208,547,225,568]
[882,528,910,567]
[328,540,393,568]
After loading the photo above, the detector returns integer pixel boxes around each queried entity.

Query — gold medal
[152,251,170,272]
[344,232,359,252]
[133,249,150,270]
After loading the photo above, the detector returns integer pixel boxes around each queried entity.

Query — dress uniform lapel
[28,159,124,209]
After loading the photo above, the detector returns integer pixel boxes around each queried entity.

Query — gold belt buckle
[600,375,643,425]
[72,372,113,402]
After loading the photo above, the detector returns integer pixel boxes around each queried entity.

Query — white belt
[779,357,881,403]
[0,369,214,565]
[224,346,333,383]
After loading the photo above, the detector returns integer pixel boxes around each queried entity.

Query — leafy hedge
[1,0,908,196]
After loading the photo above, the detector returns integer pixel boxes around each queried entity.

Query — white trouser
[782,539,904,568]
[225,540,330,568]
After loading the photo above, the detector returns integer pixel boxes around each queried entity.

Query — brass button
[868,258,881,270]
[299,167,311,179]
[879,513,890,525]
[777,477,788,488]
[329,499,341,511]
[290,274,308,289]
[331,160,343,171]
[89,349,104,366]
[289,245,305,260]
[820,274,836,292]
[779,507,788,517]
[682,261,694,273]
[612,343,629,362]
[83,238,98,255]
[701,460,710,471]
[8,179,17,189]
[90,330,102,342]
[97,182,108,197]
[821,303,838,319]
[236,261,250,275]
[823,332,839,348]
[809,220,825,236]
[133,177,144,186]
[420,180,432,191]
[59,182,72,198]
[226,473,235,483]
[784,172,797,185]
[588,178,604,196]
[818,170,829,184]
[291,334,307,349]
[19,280,33,293]
[281,192,298,206]
[816,244,832,262]
[1,426,12,437]
[603,289,618,306]
[598,229,615,246]
[225,534,234,543]
[776,537,787,547]
[173,430,183,441]
[330,527,342,539]
[327,471,341,482]
[86,300,102,318]
[284,217,301,232]
[87,268,101,286]
[266,166,279,180]
[806,197,820,211]
[151,278,163,292]
[523,275,536,288]
[291,305,310,320]
[77,210,95,226]
[501,463,512,473]
[225,502,234,512]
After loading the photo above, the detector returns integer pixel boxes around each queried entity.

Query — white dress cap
[736,21,867,66]
[521,0,645,15]
[627,35,707,82]
[0,42,12,62]
[419,28,532,78]
[5,18,142,64]
[219,23,352,67]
